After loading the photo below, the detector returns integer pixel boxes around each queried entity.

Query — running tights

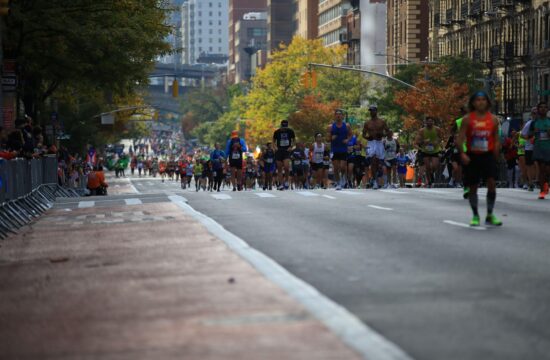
[487,191,496,215]
[469,192,479,216]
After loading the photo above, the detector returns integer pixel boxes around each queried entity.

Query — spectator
[87,165,108,196]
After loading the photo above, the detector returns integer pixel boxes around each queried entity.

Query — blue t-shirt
[396,155,410,169]
[331,122,349,153]
[210,149,226,170]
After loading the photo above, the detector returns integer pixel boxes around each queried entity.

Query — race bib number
[266,158,273,164]
[294,160,302,165]
[539,132,549,141]
[425,144,435,152]
[280,139,289,147]
[471,137,489,152]
[232,152,241,160]
[314,153,323,163]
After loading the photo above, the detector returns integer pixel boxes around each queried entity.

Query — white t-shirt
[521,120,535,151]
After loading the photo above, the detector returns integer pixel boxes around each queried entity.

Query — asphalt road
[121,174,550,360]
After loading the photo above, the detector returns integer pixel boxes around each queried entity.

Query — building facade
[267,0,296,54]
[234,13,268,83]
[344,2,361,65]
[229,0,267,83]
[318,0,351,47]
[186,0,229,64]
[360,0,387,73]
[429,0,550,115]
[386,0,429,75]
[294,0,319,39]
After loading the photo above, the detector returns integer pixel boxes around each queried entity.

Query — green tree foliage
[2,0,171,146]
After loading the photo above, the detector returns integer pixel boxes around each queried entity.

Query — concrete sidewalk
[0,199,361,359]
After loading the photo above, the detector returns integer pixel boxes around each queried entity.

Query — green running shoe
[485,214,503,226]
[463,187,470,199]
[470,215,480,227]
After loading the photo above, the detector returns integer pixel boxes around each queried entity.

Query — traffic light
[172,79,179,98]
[0,0,10,16]
[494,86,503,102]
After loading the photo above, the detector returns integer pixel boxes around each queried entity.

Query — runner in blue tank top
[327,109,352,190]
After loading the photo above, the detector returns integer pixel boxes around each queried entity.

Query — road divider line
[169,197,414,360]
[322,195,336,199]
[340,190,360,195]
[297,191,319,197]
[380,189,408,194]
[443,220,487,231]
[255,192,277,198]
[124,198,142,205]
[368,205,393,211]
[211,194,232,200]
[78,201,95,208]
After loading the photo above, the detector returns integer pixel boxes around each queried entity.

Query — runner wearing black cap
[273,119,296,190]
[457,91,502,226]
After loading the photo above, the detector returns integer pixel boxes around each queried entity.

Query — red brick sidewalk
[0,200,361,359]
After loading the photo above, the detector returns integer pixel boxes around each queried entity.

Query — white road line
[418,189,450,194]
[78,201,95,208]
[339,190,360,195]
[128,181,139,194]
[211,194,232,200]
[297,191,319,197]
[167,195,188,204]
[169,199,414,360]
[124,198,142,205]
[322,195,336,199]
[368,205,393,211]
[380,189,408,194]
[255,192,277,198]
[443,220,487,231]
[147,181,154,186]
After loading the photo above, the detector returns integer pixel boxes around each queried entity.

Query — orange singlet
[466,112,496,154]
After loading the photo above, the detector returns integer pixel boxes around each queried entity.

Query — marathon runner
[328,109,352,190]
[291,143,307,189]
[416,116,442,187]
[362,105,389,189]
[457,91,503,226]
[396,148,411,188]
[261,142,276,190]
[384,130,398,188]
[524,101,550,199]
[210,143,226,192]
[346,133,358,188]
[454,107,470,197]
[273,119,296,191]
[310,133,326,189]
[520,107,539,192]
[225,130,248,191]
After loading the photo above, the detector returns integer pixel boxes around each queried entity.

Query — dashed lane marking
[368,205,393,211]
[211,194,232,200]
[124,198,143,205]
[255,192,277,198]
[296,191,319,197]
[339,190,360,195]
[78,201,95,208]
[380,189,409,194]
[322,195,336,199]
[443,220,487,231]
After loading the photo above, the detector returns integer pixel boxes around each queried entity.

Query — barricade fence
[0,155,79,239]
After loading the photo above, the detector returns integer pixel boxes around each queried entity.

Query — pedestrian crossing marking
[297,191,319,197]
[322,195,336,199]
[255,192,276,198]
[124,198,143,205]
[78,201,95,208]
[211,194,232,200]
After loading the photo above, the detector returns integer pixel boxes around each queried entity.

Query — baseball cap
[368,105,378,111]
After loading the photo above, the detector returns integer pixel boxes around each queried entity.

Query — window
[209,2,212,7]
[319,5,342,26]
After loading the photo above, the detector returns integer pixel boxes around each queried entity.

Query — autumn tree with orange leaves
[288,95,340,141]
[394,65,470,139]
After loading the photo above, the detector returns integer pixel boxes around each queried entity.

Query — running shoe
[463,187,470,199]
[485,214,503,226]
[336,185,342,191]
[470,215,480,227]
[277,185,284,191]
[538,191,547,200]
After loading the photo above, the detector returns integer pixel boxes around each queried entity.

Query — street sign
[1,75,17,92]
[101,113,115,125]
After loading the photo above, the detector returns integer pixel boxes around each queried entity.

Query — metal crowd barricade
[0,155,80,239]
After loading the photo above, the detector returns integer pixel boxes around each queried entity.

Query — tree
[288,95,340,141]
[394,65,470,140]
[3,0,171,129]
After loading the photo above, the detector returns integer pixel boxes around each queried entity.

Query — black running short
[275,149,290,162]
[332,152,347,161]
[525,150,534,166]
[463,152,498,185]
